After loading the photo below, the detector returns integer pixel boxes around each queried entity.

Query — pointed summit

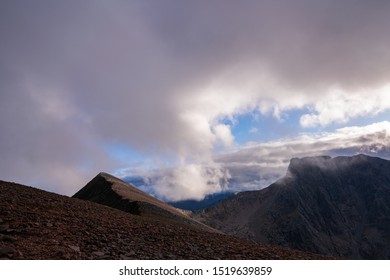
[73,172,216,232]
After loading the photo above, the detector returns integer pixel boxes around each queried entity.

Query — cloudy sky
[1,0,390,201]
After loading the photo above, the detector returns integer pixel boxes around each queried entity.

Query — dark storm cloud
[1,0,390,197]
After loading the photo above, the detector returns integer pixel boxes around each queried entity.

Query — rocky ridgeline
[72,172,216,233]
[0,180,328,260]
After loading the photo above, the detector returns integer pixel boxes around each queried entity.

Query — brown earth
[0,180,333,260]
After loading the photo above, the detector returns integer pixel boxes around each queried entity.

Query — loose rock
[68,245,80,252]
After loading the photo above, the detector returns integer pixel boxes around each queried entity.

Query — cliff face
[73,172,216,232]
[193,154,390,259]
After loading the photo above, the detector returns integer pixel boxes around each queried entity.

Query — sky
[1,0,390,201]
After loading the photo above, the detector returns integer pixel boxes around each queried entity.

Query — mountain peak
[73,172,216,232]
[289,155,331,168]
[287,155,333,178]
[287,154,385,177]
[195,154,390,259]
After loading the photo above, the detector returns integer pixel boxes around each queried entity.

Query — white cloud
[130,122,390,200]
[300,85,390,127]
[213,124,234,147]
[151,163,231,202]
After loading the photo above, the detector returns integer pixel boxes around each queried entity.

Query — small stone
[50,239,59,245]
[92,251,105,257]
[17,250,23,258]
[120,254,133,260]
[68,245,80,252]
[127,250,136,256]
[46,223,53,227]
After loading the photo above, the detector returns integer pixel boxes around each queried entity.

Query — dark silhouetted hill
[72,172,215,232]
[193,154,390,259]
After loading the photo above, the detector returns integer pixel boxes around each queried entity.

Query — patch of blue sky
[104,142,145,163]
[229,107,318,145]
[106,143,159,179]
[228,106,390,146]
[106,142,179,178]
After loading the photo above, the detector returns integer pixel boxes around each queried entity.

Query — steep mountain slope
[193,154,390,259]
[0,180,328,259]
[73,172,214,232]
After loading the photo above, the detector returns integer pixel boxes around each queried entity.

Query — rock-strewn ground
[0,180,331,260]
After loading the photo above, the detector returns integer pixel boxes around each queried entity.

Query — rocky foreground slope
[0,180,328,259]
[193,154,390,259]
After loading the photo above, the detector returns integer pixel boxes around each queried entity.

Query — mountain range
[0,178,323,259]
[2,154,390,259]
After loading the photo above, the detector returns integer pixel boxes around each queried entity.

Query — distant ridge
[73,172,216,232]
[193,154,390,259]
[168,192,235,211]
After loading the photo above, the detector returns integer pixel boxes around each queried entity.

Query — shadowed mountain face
[193,154,390,259]
[73,172,215,232]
